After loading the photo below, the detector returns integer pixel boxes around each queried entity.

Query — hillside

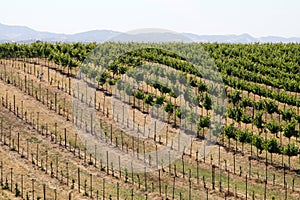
[0,42,299,199]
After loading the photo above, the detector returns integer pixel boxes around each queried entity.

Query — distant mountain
[0,23,67,42]
[0,23,120,43]
[0,22,299,43]
[182,33,259,43]
[183,33,300,43]
[65,30,121,43]
[110,31,192,43]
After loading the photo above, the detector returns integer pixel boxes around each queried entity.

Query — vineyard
[0,41,299,200]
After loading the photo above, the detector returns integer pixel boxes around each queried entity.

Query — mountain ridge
[0,23,299,43]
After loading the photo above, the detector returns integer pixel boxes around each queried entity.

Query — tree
[265,99,278,114]
[227,107,243,123]
[203,93,213,111]
[283,143,299,168]
[197,115,211,138]
[96,71,108,89]
[283,120,298,143]
[254,100,265,111]
[280,108,295,122]
[164,100,175,123]
[155,96,165,106]
[266,119,282,138]
[198,116,211,129]
[238,129,252,154]
[175,107,187,119]
[252,135,265,156]
[253,111,264,131]
[186,111,197,133]
[87,69,98,80]
[223,123,236,147]
[144,93,154,105]
[134,90,144,100]
[197,81,207,93]
[229,90,241,106]
[265,137,280,163]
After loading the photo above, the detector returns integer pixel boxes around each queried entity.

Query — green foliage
[2,178,9,190]
[175,107,187,119]
[197,81,208,93]
[240,97,253,107]
[186,111,197,124]
[96,71,109,86]
[144,93,154,105]
[80,65,90,74]
[237,129,252,144]
[164,100,175,115]
[223,123,236,139]
[265,99,278,114]
[203,93,213,110]
[124,83,133,96]
[253,111,264,130]
[183,88,193,102]
[87,69,98,79]
[283,143,299,157]
[198,116,211,129]
[280,108,295,121]
[252,135,265,154]
[229,90,242,106]
[134,90,144,100]
[254,100,266,110]
[266,119,282,134]
[283,120,298,139]
[265,137,281,154]
[116,80,124,91]
[227,107,243,122]
[170,85,180,98]
[188,77,198,87]
[155,96,165,106]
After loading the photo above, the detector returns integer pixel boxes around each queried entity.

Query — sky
[0,0,299,37]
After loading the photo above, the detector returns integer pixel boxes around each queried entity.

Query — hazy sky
[1,0,299,37]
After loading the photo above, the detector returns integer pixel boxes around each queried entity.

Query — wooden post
[246,175,248,199]
[158,169,161,196]
[102,178,105,200]
[27,139,29,160]
[119,156,121,179]
[43,184,46,200]
[227,164,230,195]
[54,93,57,112]
[182,155,185,178]
[94,91,97,109]
[64,128,67,149]
[106,151,109,175]
[66,162,69,186]
[32,179,35,200]
[74,133,77,156]
[117,182,119,200]
[17,132,20,153]
[68,78,71,95]
[36,144,39,166]
[90,174,92,198]
[10,168,13,192]
[78,168,80,193]
[0,161,3,187]
[21,174,23,198]
[56,155,58,179]
[45,150,48,174]
[13,95,15,114]
[212,164,215,190]
[46,89,48,108]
